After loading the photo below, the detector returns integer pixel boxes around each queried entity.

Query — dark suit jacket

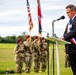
[64,16,76,54]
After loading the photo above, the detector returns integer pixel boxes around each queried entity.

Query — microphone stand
[52,17,65,75]
[52,20,56,75]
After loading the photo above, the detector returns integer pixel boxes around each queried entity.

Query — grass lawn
[0,43,73,75]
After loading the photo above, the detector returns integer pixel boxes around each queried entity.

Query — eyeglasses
[66,10,72,14]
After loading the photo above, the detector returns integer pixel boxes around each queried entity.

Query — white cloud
[0,25,29,37]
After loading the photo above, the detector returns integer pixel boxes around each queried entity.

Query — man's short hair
[66,4,76,11]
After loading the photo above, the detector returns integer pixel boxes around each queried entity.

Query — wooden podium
[47,37,71,75]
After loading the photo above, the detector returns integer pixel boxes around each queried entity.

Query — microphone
[54,15,65,22]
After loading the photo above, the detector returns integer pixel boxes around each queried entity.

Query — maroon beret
[26,35,30,39]
[41,37,45,40]
[34,36,38,39]
[17,38,22,43]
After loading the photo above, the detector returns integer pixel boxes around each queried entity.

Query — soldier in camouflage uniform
[32,36,40,73]
[64,44,70,68]
[14,38,24,74]
[65,54,70,67]
[40,37,48,72]
[23,35,32,73]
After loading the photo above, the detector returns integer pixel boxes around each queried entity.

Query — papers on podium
[47,37,71,44]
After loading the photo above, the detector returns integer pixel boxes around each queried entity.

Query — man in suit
[62,4,76,75]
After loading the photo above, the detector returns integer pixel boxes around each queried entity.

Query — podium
[47,37,71,75]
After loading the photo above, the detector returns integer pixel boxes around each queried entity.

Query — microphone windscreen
[61,16,65,19]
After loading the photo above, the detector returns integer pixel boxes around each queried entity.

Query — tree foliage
[0,32,54,44]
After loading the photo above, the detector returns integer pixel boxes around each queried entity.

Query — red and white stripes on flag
[37,0,42,35]
[26,0,33,31]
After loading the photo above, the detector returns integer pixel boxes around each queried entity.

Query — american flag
[26,0,33,31]
[37,0,42,35]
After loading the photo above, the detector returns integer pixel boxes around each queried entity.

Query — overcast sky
[0,0,76,37]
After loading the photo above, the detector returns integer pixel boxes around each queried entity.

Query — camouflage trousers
[33,52,40,72]
[40,51,48,72]
[24,52,32,73]
[65,54,70,68]
[14,56,24,73]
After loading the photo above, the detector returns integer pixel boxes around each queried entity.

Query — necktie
[69,18,72,24]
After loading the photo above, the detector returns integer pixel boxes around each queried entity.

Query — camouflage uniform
[65,54,70,67]
[23,35,32,73]
[14,38,24,74]
[64,44,70,68]
[32,36,40,72]
[40,37,48,72]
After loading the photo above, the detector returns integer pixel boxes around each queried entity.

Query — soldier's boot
[17,69,22,74]
[16,66,22,74]
[34,62,40,73]
[34,67,39,73]
[34,70,39,73]
[41,65,46,72]
[68,62,70,67]
[67,60,70,67]
[65,62,67,68]
[34,68,39,73]
[65,57,68,68]
[17,72,22,74]
[25,69,30,73]
[42,69,45,72]
[26,71,30,73]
